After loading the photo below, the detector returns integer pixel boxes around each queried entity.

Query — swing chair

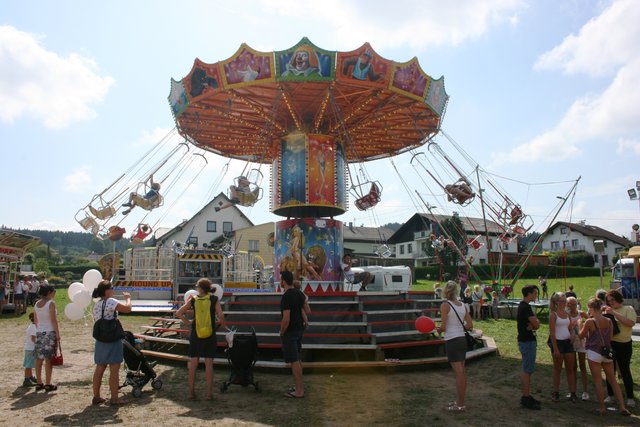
[128,176,164,211]
[131,224,153,245]
[351,181,383,211]
[374,244,392,258]
[106,225,126,242]
[467,235,484,250]
[430,234,447,252]
[228,169,263,207]
[76,213,100,235]
[88,195,118,221]
[444,179,475,206]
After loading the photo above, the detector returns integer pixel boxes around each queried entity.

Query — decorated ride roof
[168,38,448,164]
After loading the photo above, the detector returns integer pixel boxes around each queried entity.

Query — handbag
[597,320,615,360]
[446,301,477,351]
[51,341,63,366]
[92,299,125,342]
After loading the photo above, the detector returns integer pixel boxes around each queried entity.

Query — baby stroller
[220,328,260,392]
[120,331,163,397]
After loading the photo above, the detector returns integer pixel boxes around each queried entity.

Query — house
[540,221,630,267]
[343,223,395,257]
[154,193,253,249]
[232,222,275,267]
[388,213,518,267]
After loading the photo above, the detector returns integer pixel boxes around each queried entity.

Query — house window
[594,254,599,263]
[399,245,405,255]
[502,243,509,251]
[223,222,233,233]
[560,227,568,234]
[563,240,569,248]
[479,258,486,265]
[407,243,412,253]
[571,239,578,248]
[206,221,217,232]
[550,241,559,250]
[603,240,608,248]
[248,240,259,252]
[187,236,198,246]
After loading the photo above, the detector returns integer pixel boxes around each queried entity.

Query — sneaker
[604,396,615,404]
[29,376,37,383]
[122,203,132,207]
[529,395,541,406]
[581,392,589,401]
[22,378,35,387]
[626,398,636,408]
[569,393,578,403]
[520,396,541,410]
[122,209,130,215]
[551,392,560,403]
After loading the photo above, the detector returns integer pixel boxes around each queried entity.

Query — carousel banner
[168,38,448,122]
[274,218,343,293]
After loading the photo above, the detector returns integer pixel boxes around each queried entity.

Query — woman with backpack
[176,278,225,400]
[91,280,131,405]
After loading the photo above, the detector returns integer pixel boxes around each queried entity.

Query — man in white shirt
[14,277,26,315]
[341,255,373,291]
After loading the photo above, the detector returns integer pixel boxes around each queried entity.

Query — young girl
[471,285,482,320]
[33,285,60,392]
[433,283,443,300]
[548,292,577,402]
[567,296,589,401]
[490,291,500,320]
[579,297,630,416]
[22,312,37,387]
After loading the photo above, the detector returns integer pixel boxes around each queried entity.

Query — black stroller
[120,331,163,397]
[220,329,260,392]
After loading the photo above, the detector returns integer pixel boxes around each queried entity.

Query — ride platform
[134,290,497,369]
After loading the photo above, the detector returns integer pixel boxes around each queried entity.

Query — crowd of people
[1,275,48,316]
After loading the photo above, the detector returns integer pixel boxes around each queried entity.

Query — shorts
[353,272,367,284]
[188,334,217,359]
[281,330,303,363]
[586,349,614,364]
[23,350,35,369]
[14,294,24,301]
[34,331,58,360]
[518,340,537,374]
[445,336,467,362]
[548,338,574,354]
[95,339,124,365]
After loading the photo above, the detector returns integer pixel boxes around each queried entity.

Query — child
[491,291,500,320]
[433,283,443,299]
[23,312,37,387]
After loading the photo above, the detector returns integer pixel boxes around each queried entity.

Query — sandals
[44,384,57,392]
[620,408,631,416]
[92,397,106,405]
[446,403,466,412]
[35,383,45,391]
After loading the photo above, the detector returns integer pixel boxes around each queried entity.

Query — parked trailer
[349,265,412,292]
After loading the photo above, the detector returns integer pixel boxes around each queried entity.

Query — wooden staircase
[135,291,497,369]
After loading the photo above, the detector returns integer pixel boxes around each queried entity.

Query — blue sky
[1,0,638,239]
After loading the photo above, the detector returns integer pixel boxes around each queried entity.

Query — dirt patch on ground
[1,313,638,426]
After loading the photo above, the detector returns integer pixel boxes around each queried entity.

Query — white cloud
[0,25,114,129]
[258,0,526,49]
[495,0,640,164]
[63,166,92,193]
[534,0,640,77]
[616,138,640,156]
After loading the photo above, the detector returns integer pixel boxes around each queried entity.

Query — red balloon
[415,315,435,334]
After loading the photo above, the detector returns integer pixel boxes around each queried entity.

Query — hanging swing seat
[467,235,484,250]
[508,206,523,226]
[445,180,475,206]
[498,233,516,244]
[374,244,392,258]
[89,204,117,221]
[131,224,153,245]
[78,215,100,235]
[229,172,263,207]
[131,193,164,211]
[106,226,126,242]
[353,181,382,211]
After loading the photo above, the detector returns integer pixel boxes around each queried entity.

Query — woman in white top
[91,280,131,406]
[548,292,577,402]
[471,284,482,320]
[436,280,473,412]
[33,285,60,392]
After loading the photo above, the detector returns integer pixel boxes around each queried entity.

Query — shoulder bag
[92,299,125,342]
[446,301,478,351]
[597,320,615,360]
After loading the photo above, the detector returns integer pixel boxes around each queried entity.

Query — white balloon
[67,282,85,300]
[73,290,92,308]
[184,289,198,302]
[212,284,223,300]
[83,269,103,291]
[64,302,85,321]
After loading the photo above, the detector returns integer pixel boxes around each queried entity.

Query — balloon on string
[64,302,85,321]
[73,290,92,308]
[67,282,85,301]
[415,316,436,334]
[184,289,198,303]
[83,269,103,291]
[212,284,223,300]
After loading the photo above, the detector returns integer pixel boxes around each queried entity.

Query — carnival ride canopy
[168,37,449,163]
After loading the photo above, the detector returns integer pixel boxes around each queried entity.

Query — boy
[23,313,37,387]
[518,285,541,409]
